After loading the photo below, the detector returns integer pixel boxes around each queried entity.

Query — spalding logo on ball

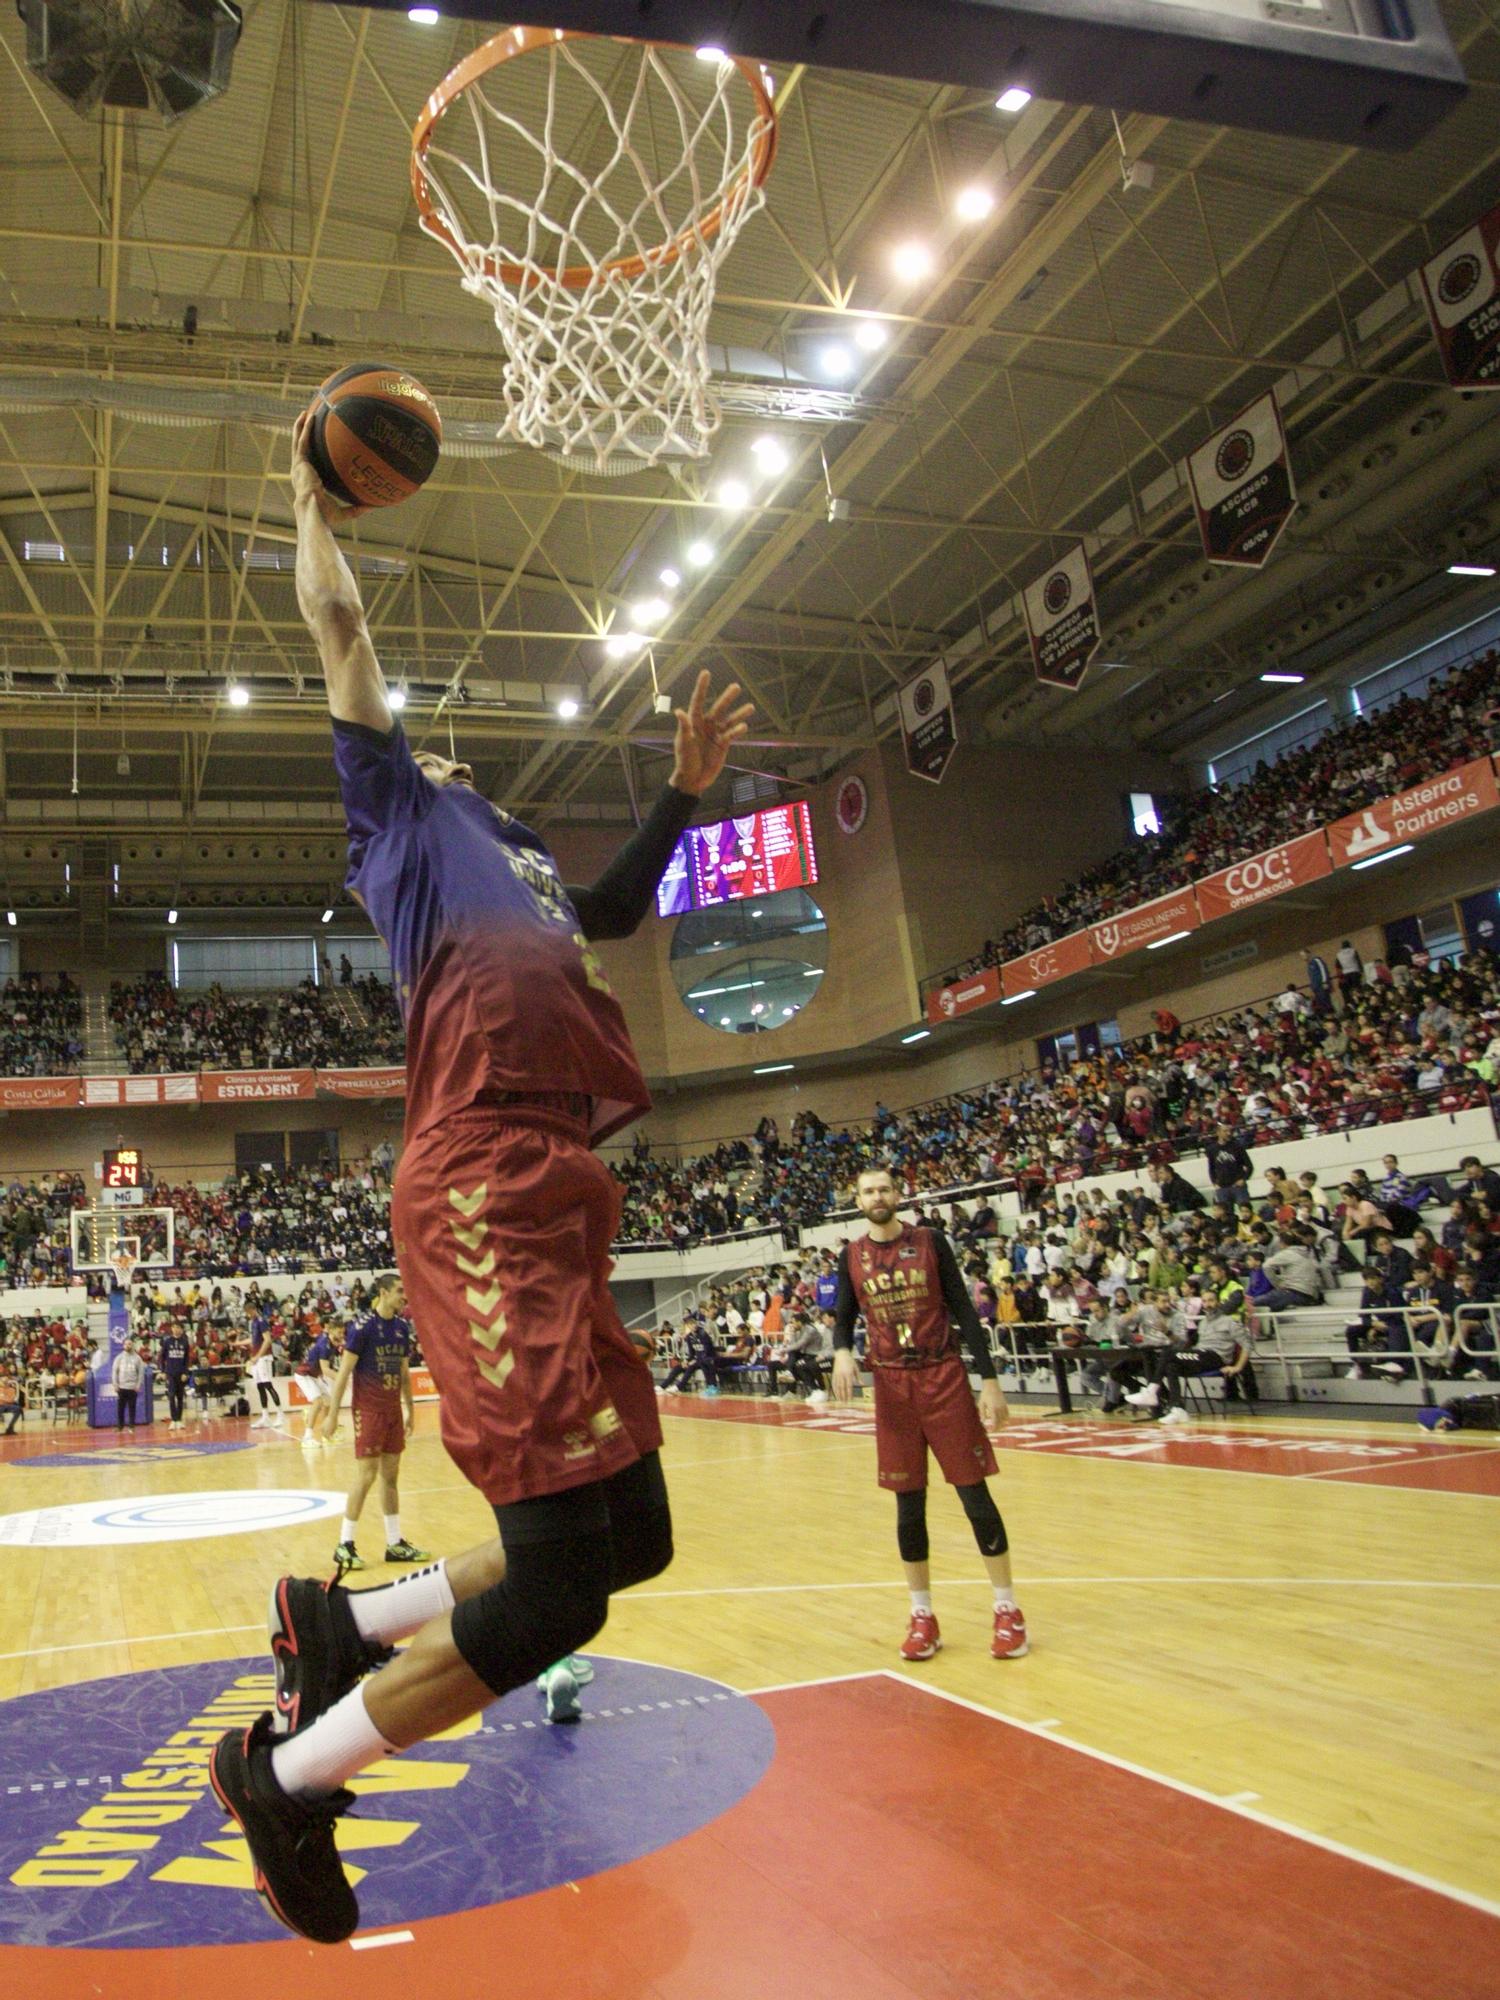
[306,361,442,510]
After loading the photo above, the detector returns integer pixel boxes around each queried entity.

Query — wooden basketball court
[1,1394,1496,1997]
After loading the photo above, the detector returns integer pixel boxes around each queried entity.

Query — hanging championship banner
[1188,393,1297,567]
[898,661,957,785]
[1023,544,1100,691]
[1420,204,1500,391]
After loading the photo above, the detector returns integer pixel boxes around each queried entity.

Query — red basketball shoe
[899,1610,941,1661]
[991,1605,1029,1659]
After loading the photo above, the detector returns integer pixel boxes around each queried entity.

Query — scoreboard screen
[656,802,818,917]
[102,1147,145,1191]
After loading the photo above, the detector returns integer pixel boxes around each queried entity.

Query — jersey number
[572,930,615,999]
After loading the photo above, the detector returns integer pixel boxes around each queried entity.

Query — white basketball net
[111,1245,139,1291]
[414,36,775,475]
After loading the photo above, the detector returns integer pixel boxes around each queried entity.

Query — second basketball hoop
[411,28,778,476]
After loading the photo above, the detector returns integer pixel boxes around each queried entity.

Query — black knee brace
[895,1487,929,1565]
[955,1481,1008,1557]
[602,1452,674,1592]
[452,1486,613,1697]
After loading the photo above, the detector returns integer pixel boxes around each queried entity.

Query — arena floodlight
[17,0,243,122]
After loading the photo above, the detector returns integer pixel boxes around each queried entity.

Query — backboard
[70,1206,176,1278]
[335,0,1467,149]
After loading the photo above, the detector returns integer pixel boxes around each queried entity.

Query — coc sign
[1196,831,1330,920]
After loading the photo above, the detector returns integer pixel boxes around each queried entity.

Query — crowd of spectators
[938,646,1500,985]
[109,972,403,1073]
[610,953,1500,1247]
[0,974,83,1075]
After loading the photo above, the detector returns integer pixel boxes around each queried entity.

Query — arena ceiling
[0,1,1499,933]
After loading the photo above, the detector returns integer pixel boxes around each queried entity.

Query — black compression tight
[894,1483,1009,1563]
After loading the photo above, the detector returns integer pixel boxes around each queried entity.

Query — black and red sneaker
[269,1574,393,1738]
[209,1713,358,1945]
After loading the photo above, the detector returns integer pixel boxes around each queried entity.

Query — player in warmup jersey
[291,1322,343,1451]
[210,417,752,1945]
[322,1276,427,1573]
[158,1322,192,1430]
[246,1315,288,1434]
[832,1167,1028,1663]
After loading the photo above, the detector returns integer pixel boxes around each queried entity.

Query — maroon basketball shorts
[873,1357,998,1492]
[392,1107,660,1508]
[352,1396,405,1461]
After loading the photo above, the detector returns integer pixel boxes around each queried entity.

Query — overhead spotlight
[955,184,995,221]
[321,908,335,923]
[4,911,14,928]
[605,634,639,661]
[1000,987,1036,1005]
[167,908,177,925]
[717,477,751,511]
[890,239,934,285]
[226,681,250,708]
[407,5,439,20]
[1351,842,1414,872]
[852,318,888,353]
[901,1029,931,1044]
[995,86,1032,113]
[387,685,408,711]
[750,435,790,476]
[659,566,682,589]
[819,341,853,380]
[695,44,728,63]
[687,540,714,568]
[557,697,580,720]
[630,597,668,629]
[1449,563,1497,578]
[1260,671,1305,684]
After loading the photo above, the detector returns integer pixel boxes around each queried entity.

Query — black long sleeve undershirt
[832,1229,996,1379]
[566,784,699,941]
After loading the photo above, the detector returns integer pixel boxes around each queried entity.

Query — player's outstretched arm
[567,671,755,941]
[289,413,393,735]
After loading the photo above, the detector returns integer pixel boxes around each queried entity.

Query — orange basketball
[307,361,441,510]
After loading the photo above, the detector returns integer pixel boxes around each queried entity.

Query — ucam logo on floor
[0,1656,775,1948]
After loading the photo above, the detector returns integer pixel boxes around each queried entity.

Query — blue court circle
[0,1653,777,1948]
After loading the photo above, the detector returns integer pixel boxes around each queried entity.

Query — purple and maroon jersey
[344,1310,411,1416]
[333,721,651,1146]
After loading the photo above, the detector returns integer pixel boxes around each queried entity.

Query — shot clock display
[102,1147,145,1191]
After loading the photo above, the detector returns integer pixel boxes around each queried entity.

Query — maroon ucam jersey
[833,1224,996,1375]
[333,721,692,1148]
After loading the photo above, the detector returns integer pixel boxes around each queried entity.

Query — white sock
[909,1589,933,1614]
[347,1560,455,1645]
[270,1683,394,1800]
[383,1514,402,1545]
[340,1518,359,1545]
[993,1585,1017,1610]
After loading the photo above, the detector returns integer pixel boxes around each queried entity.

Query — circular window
[670,888,827,1035]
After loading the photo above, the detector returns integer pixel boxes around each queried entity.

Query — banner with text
[0,1077,81,1111]
[1023,544,1101,691]
[1327,756,1500,868]
[1188,392,1297,567]
[1420,204,1500,391]
[1089,887,1200,964]
[317,1067,407,1099]
[898,662,958,784]
[1195,829,1331,921]
[925,965,1002,1024]
[1002,930,1094,997]
[198,1069,317,1103]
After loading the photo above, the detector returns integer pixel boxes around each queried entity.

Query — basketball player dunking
[209,417,752,1944]
[831,1168,1028,1662]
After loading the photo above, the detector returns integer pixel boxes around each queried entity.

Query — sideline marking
[881,1671,1500,1922]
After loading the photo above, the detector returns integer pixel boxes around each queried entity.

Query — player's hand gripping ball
[629,1329,657,1363]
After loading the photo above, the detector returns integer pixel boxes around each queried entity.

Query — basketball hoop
[110,1244,140,1293]
[411,28,778,474]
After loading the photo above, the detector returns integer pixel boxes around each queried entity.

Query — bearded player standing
[209,416,752,1945]
[831,1167,1028,1662]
